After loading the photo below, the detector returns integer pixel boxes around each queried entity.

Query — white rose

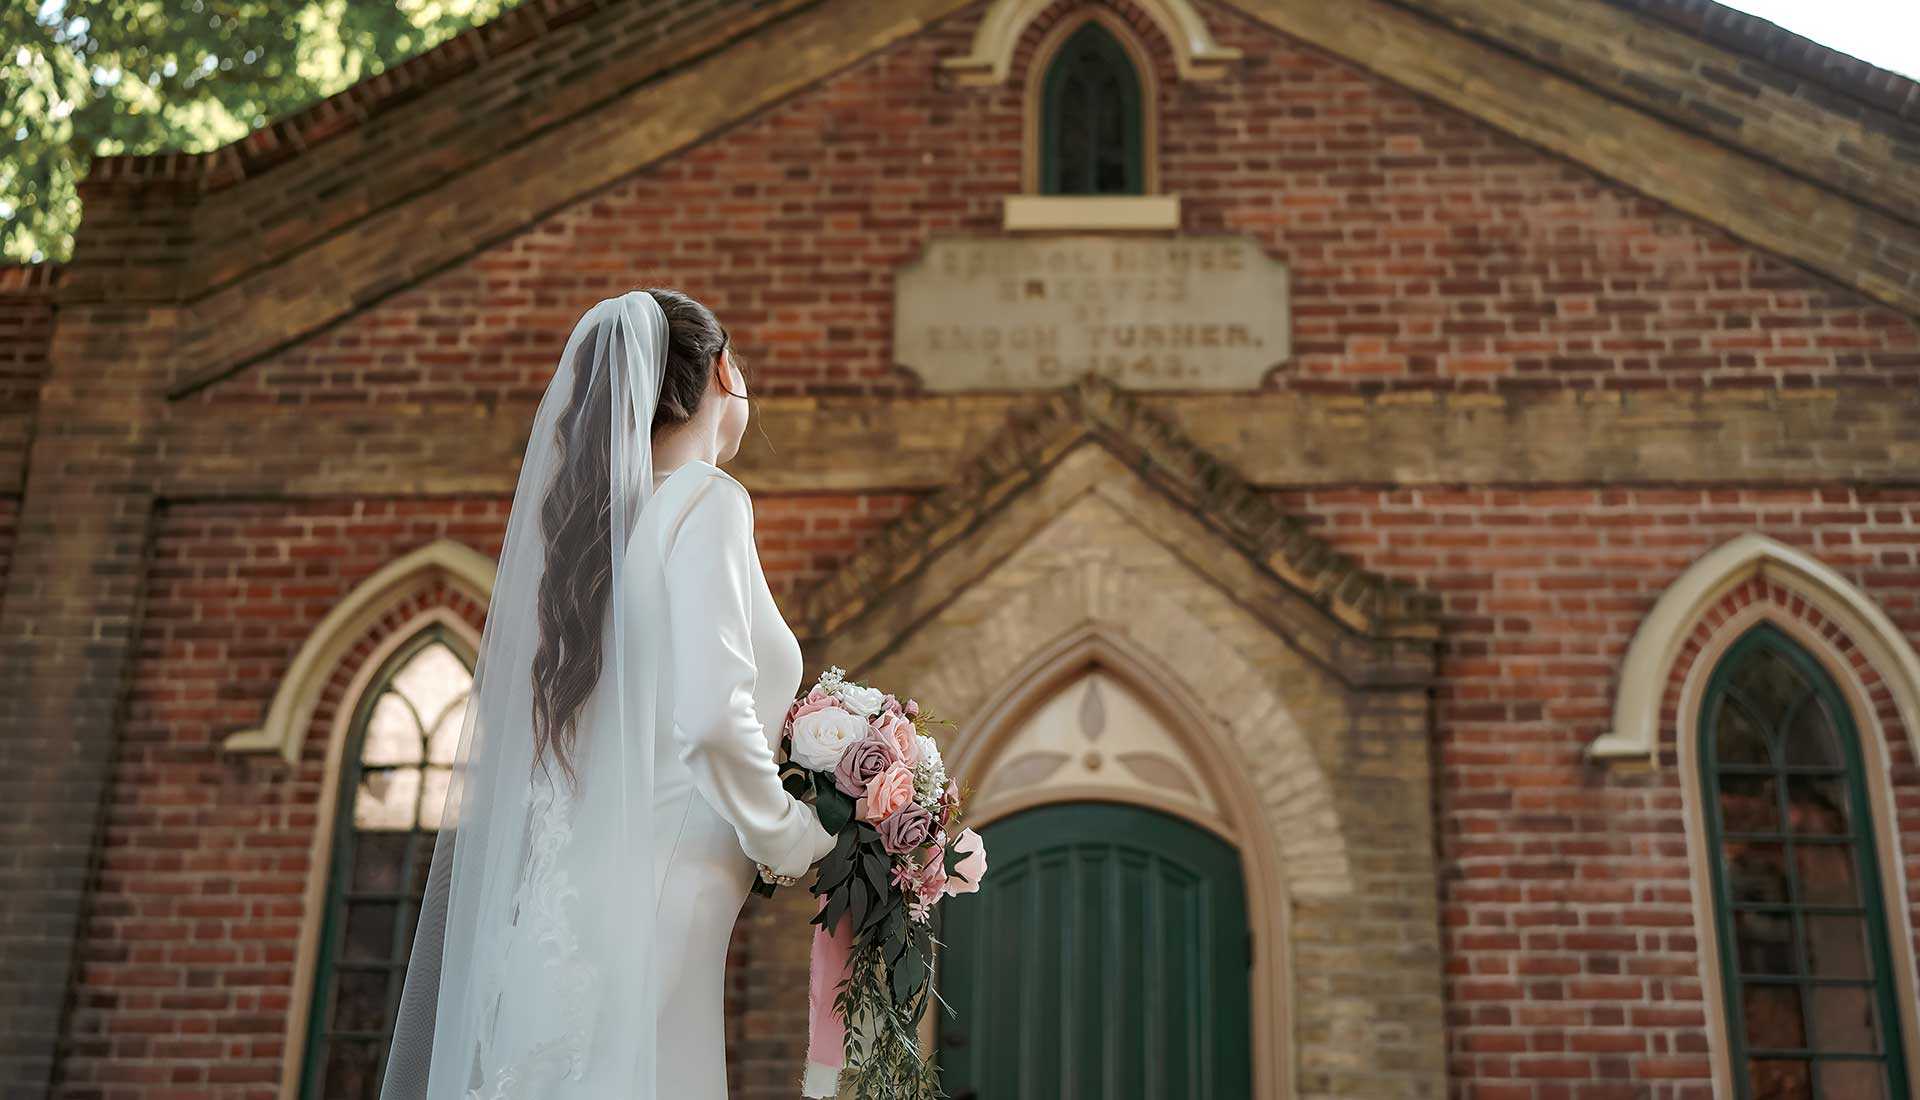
[833,682,888,718]
[913,734,943,772]
[789,707,865,771]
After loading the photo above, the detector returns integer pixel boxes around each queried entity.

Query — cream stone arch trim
[943,0,1240,85]
[858,496,1364,1099]
[961,633,1233,838]
[1591,532,1920,765]
[945,625,1298,1100]
[1019,7,1163,196]
[1673,602,1920,1099]
[277,605,482,1100]
[223,537,495,763]
[811,434,1443,1097]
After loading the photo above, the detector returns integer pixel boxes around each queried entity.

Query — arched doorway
[936,801,1253,1098]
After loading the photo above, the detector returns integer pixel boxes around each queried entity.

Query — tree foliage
[2,0,519,263]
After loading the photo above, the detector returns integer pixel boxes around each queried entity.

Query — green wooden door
[936,801,1253,1099]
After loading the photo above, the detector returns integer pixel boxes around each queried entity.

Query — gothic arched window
[1700,624,1911,1099]
[1040,20,1144,195]
[301,627,473,1100]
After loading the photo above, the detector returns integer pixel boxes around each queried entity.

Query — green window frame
[1040,21,1145,195]
[301,625,474,1100]
[1700,623,1911,1099]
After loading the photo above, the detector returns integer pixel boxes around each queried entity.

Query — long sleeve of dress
[662,472,836,880]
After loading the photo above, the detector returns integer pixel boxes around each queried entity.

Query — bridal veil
[380,290,675,1100]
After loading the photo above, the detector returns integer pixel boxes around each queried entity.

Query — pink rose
[833,733,901,798]
[943,828,987,896]
[905,699,920,718]
[873,714,918,765]
[912,852,948,904]
[857,762,915,823]
[877,803,935,856]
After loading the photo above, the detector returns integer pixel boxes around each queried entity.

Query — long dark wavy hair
[528,288,739,789]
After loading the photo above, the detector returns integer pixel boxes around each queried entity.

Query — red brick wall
[0,266,57,414]
[0,265,53,708]
[1277,485,1920,1098]
[0,496,16,620]
[754,493,922,604]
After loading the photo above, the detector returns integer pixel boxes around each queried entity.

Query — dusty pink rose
[857,762,916,823]
[873,714,918,765]
[904,699,920,718]
[877,803,935,855]
[943,828,987,896]
[832,733,901,798]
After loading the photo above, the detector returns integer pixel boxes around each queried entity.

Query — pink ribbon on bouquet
[801,892,855,1098]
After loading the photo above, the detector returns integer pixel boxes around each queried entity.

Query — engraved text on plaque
[893,236,1290,391]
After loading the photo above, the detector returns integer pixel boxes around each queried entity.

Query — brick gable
[182,0,1920,407]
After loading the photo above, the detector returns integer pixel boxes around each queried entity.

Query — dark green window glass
[1040,22,1144,195]
[1701,624,1910,1099]
[302,626,474,1100]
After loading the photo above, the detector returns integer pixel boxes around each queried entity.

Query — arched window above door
[1040,20,1145,196]
[1698,624,1911,1099]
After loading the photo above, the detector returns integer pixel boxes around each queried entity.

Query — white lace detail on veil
[465,777,600,1100]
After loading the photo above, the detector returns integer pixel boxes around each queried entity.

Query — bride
[379,289,840,1100]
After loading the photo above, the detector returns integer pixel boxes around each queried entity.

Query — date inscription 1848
[893,236,1290,391]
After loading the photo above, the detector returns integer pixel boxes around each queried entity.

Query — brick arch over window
[1664,565,1920,1096]
[238,542,489,1100]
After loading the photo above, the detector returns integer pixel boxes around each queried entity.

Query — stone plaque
[893,236,1289,391]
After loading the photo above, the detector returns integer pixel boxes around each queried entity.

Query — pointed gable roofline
[1614,0,1920,124]
[793,374,1443,646]
[59,0,1920,398]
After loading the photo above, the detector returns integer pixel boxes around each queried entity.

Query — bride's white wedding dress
[640,459,838,1094]
[472,459,835,1099]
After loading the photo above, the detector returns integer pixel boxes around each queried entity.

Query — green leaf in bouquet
[813,827,858,894]
[943,840,966,878]
[882,907,909,967]
[859,845,893,895]
[849,883,878,937]
[892,939,924,1009]
[815,879,852,934]
[858,887,899,939]
[816,781,856,835]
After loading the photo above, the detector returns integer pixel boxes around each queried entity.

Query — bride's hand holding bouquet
[759,667,988,1100]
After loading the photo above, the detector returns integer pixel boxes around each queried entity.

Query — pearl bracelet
[757,862,800,887]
